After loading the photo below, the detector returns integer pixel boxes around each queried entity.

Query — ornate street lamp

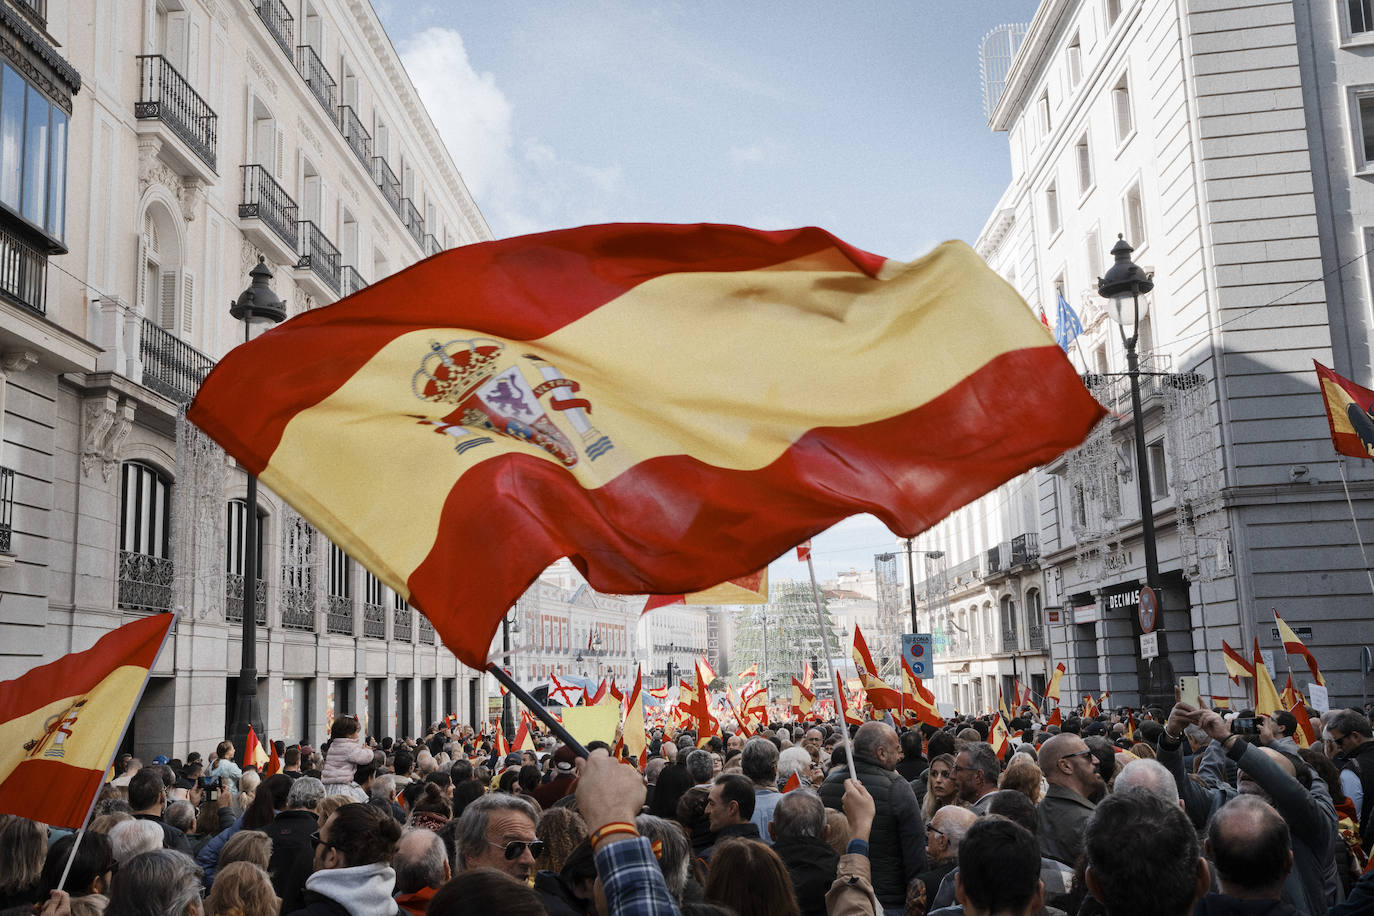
[228,256,285,759]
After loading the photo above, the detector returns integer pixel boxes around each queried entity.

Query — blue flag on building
[1054,291,1082,351]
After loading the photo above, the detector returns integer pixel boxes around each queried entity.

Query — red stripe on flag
[407,345,1098,667]
[0,761,107,828]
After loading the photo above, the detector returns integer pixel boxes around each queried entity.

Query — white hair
[109,819,164,866]
[777,746,812,785]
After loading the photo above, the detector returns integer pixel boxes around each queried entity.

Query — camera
[1232,716,1260,736]
[199,776,218,789]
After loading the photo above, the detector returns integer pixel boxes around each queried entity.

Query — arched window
[225,497,266,624]
[138,202,188,334]
[118,461,172,612]
[1001,594,1018,649]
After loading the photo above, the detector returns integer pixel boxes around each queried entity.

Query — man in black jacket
[128,768,192,854]
[769,789,838,916]
[819,721,926,913]
[703,773,761,858]
[264,776,324,914]
[1328,708,1374,851]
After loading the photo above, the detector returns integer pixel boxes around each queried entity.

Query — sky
[373,1,1042,583]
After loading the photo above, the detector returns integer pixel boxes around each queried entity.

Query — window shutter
[188,19,201,87]
[1115,85,1132,140]
[276,127,285,182]
[158,268,178,330]
[136,236,149,312]
[181,271,194,337]
[165,12,188,73]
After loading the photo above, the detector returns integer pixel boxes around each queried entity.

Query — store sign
[1104,584,1141,613]
[1047,608,1061,624]
[1073,603,1101,625]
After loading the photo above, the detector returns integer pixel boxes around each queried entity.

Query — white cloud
[729,145,768,165]
[397,27,621,238]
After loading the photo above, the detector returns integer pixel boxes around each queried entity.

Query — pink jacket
[321,736,374,786]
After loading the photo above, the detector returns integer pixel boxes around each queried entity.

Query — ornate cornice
[0,5,79,112]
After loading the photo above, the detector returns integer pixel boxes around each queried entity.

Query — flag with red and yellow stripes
[0,613,175,828]
[188,223,1104,670]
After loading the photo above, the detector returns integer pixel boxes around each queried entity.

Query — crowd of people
[4,697,1374,916]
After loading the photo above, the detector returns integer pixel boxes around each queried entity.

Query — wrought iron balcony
[254,0,294,62]
[338,105,371,171]
[135,56,217,172]
[986,544,1005,574]
[225,574,266,625]
[280,586,316,631]
[118,550,174,613]
[13,0,45,27]
[1010,532,1039,565]
[341,265,366,297]
[296,220,340,295]
[419,616,435,645]
[400,198,424,246]
[424,234,441,257]
[0,223,46,315]
[373,157,401,215]
[140,317,214,404]
[363,601,386,639]
[295,45,337,119]
[325,594,353,635]
[1002,628,1019,652]
[0,466,13,555]
[394,604,413,642]
[1028,625,1046,650]
[239,165,299,251]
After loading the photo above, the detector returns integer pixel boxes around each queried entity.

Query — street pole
[501,616,513,737]
[905,538,918,634]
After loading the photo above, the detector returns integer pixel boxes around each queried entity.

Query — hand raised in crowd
[1165,700,1197,740]
[576,748,645,836]
[36,890,70,916]
[841,777,875,843]
[1194,706,1231,744]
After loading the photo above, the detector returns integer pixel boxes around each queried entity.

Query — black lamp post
[228,256,286,759]
[1097,235,1166,703]
[501,607,519,737]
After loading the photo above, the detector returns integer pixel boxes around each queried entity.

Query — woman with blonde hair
[998,753,1044,804]
[534,806,587,875]
[314,793,355,827]
[217,830,272,873]
[0,814,47,908]
[236,769,261,814]
[920,753,965,821]
[205,861,279,916]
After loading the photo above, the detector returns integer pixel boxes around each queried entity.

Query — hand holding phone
[1177,676,1201,709]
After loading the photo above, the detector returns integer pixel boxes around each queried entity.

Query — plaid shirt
[594,836,681,916]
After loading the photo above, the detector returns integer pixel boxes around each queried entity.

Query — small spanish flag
[1315,361,1374,459]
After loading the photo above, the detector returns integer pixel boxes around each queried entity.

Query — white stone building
[501,573,640,691]
[637,604,710,690]
[0,0,494,759]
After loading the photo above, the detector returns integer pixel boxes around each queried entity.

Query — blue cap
[152,755,169,765]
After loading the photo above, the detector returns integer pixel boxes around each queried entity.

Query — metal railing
[1028,625,1046,650]
[986,544,1006,574]
[1011,532,1039,565]
[363,601,386,639]
[325,594,353,635]
[0,466,13,554]
[296,220,340,294]
[140,317,214,404]
[394,605,413,642]
[341,265,366,296]
[338,105,371,171]
[254,0,295,61]
[13,0,45,26]
[225,574,266,625]
[239,165,299,250]
[1002,627,1019,653]
[135,55,217,171]
[373,157,401,215]
[400,198,424,246]
[118,550,174,612]
[280,586,316,631]
[423,234,441,257]
[419,616,435,645]
[0,224,46,315]
[295,45,337,118]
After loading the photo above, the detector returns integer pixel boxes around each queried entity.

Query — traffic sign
[902,633,933,677]
[1138,586,1157,634]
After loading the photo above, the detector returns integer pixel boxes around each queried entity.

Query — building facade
[0,0,495,759]
[916,0,1374,710]
[638,603,710,690]
[503,574,640,690]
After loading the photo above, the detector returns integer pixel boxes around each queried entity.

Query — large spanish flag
[188,223,1104,669]
[0,613,174,827]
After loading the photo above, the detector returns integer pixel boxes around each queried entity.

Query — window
[1359,92,1374,167]
[1027,589,1043,626]
[301,157,322,226]
[121,462,170,559]
[327,542,351,598]
[1105,0,1122,27]
[1113,75,1134,143]
[1148,439,1169,497]
[1067,33,1082,89]
[1352,0,1373,34]
[1037,90,1051,136]
[138,204,189,333]
[1076,133,1093,195]
[1046,181,1061,234]
[365,573,383,606]
[1085,227,1103,283]
[1125,182,1146,248]
[0,62,69,243]
[224,498,265,576]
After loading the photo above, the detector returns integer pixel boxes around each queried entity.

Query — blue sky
[375,1,1041,582]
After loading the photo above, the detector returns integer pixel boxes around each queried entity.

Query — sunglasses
[310,831,341,852]
[1065,750,1095,762]
[490,839,544,860]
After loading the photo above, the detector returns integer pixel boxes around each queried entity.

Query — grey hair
[109,819,164,867]
[394,827,446,894]
[961,742,1001,786]
[777,747,812,786]
[771,788,826,839]
[1183,725,1209,745]
[636,814,690,901]
[1114,758,1179,803]
[371,774,397,803]
[287,776,325,810]
[162,799,195,833]
[741,737,779,785]
[684,749,714,784]
[455,792,539,867]
[105,848,203,916]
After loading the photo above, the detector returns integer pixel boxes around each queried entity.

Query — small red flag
[796,541,812,562]
[782,771,802,793]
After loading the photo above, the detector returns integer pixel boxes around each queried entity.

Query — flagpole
[804,550,858,782]
[487,664,588,758]
[58,611,179,891]
[1338,457,1374,602]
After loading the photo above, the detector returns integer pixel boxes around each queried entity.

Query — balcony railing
[280,585,316,631]
[394,605,413,642]
[225,574,266,625]
[118,550,174,613]
[1028,625,1046,650]
[254,0,294,61]
[0,223,47,315]
[338,105,371,171]
[296,220,341,294]
[419,616,435,645]
[0,466,13,554]
[400,198,424,246]
[13,0,45,27]
[423,234,441,257]
[325,594,353,634]
[239,164,299,250]
[135,55,217,171]
[373,157,401,215]
[1002,627,1019,653]
[296,45,337,119]
[140,317,214,404]
[1011,532,1039,565]
[341,265,366,297]
[363,601,386,639]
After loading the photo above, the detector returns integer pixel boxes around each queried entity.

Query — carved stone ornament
[246,51,277,97]
[0,351,38,375]
[138,138,183,199]
[296,116,322,157]
[81,395,135,481]
[178,178,204,223]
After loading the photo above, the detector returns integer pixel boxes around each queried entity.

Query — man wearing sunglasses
[455,793,543,884]
[1035,733,1103,867]
[298,803,402,915]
